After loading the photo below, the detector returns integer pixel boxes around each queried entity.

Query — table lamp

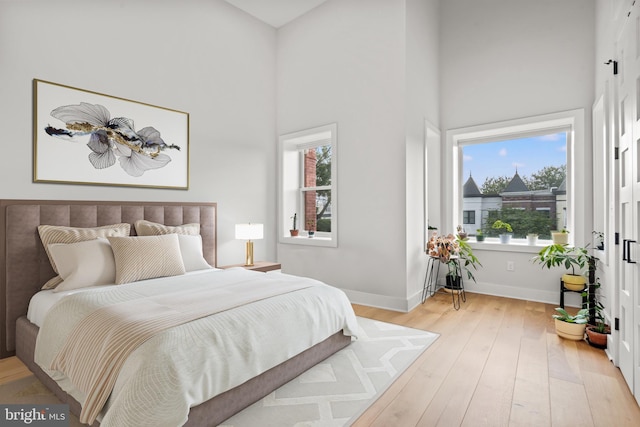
[235,223,263,266]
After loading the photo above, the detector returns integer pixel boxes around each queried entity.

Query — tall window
[279,124,337,247]
[445,110,584,244]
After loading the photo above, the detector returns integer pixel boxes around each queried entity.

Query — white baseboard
[343,279,585,313]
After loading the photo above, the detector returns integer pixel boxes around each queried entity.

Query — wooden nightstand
[219,261,281,272]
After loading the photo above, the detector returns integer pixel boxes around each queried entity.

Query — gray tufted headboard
[0,199,217,359]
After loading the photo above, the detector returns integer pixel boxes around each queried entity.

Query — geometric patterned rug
[0,317,437,427]
[221,317,439,427]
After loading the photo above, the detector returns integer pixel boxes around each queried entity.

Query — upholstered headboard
[0,200,217,358]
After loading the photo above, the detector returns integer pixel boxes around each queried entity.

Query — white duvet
[33,268,359,427]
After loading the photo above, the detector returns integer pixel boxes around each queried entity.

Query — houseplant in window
[531,243,590,291]
[290,213,299,237]
[456,225,468,240]
[491,220,513,243]
[475,229,485,242]
[306,219,316,238]
[527,233,538,245]
[552,228,569,244]
[552,307,589,340]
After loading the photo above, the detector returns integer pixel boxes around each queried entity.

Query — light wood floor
[1,292,639,426]
[352,292,640,427]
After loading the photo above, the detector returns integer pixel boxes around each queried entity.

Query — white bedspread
[34,268,358,427]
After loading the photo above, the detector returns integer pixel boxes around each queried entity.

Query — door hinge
[605,59,619,75]
[615,147,619,159]
[615,232,620,245]
[615,317,620,331]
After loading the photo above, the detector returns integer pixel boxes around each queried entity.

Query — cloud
[463,154,473,162]
[557,145,567,152]
[499,148,507,157]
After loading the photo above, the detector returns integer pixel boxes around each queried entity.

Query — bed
[0,199,357,426]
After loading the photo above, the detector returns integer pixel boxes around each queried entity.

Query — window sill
[469,238,551,254]
[280,235,336,247]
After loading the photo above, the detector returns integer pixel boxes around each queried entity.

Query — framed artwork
[33,79,189,189]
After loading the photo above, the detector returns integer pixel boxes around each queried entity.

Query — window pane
[462,132,567,238]
[304,145,332,187]
[303,189,331,232]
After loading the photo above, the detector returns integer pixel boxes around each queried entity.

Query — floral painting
[34,79,189,189]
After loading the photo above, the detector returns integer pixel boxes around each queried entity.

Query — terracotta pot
[290,229,299,237]
[562,273,587,291]
[554,319,586,341]
[586,325,610,349]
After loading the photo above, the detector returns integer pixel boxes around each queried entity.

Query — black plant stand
[422,256,465,310]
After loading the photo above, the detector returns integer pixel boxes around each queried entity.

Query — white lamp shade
[235,223,264,240]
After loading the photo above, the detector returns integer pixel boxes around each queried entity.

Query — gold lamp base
[244,241,254,266]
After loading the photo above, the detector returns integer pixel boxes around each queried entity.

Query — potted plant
[456,225,468,240]
[531,243,590,290]
[475,228,485,242]
[552,228,569,244]
[552,307,588,340]
[290,213,299,237]
[492,220,513,243]
[306,218,316,238]
[426,233,482,291]
[582,256,610,348]
[527,233,538,245]
[592,231,604,250]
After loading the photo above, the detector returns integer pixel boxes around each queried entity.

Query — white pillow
[37,223,131,289]
[134,219,200,236]
[107,234,186,284]
[48,238,116,292]
[177,234,213,272]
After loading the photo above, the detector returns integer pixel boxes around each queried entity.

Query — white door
[617,2,640,402]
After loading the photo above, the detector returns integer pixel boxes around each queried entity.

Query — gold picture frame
[33,79,189,189]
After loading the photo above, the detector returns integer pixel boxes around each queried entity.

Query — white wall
[0,0,277,267]
[405,0,441,307]
[276,0,440,310]
[438,0,596,305]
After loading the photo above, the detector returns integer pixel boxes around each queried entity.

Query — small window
[279,124,337,247]
[463,210,475,224]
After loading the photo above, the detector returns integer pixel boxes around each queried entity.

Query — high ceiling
[223,0,328,28]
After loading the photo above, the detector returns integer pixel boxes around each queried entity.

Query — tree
[524,165,566,190]
[481,176,512,195]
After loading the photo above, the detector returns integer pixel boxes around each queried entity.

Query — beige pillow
[107,234,186,284]
[48,238,116,292]
[134,219,200,236]
[38,223,131,289]
[177,234,212,272]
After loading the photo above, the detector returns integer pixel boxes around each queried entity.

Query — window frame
[278,123,337,247]
[444,109,586,249]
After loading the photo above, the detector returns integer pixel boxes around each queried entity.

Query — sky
[462,132,567,188]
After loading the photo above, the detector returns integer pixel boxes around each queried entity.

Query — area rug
[222,317,438,426]
[0,317,438,427]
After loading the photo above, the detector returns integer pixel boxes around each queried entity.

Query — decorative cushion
[38,223,131,289]
[48,238,116,292]
[107,234,186,284]
[134,219,200,236]
[177,234,213,272]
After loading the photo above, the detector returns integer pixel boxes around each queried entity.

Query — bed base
[16,316,351,426]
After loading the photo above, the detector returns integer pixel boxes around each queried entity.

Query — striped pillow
[134,220,200,236]
[38,223,131,289]
[107,234,186,285]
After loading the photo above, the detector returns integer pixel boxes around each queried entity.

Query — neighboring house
[462,172,567,234]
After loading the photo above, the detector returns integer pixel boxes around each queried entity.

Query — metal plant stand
[422,255,465,310]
